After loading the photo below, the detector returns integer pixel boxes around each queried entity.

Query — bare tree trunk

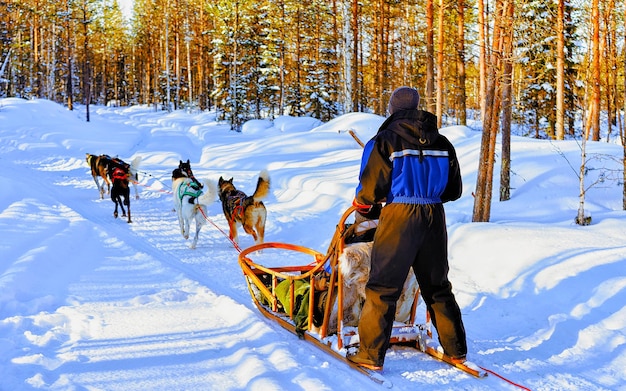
[80,2,91,122]
[473,0,508,222]
[605,0,617,143]
[381,0,389,114]
[280,0,286,114]
[623,0,626,210]
[623,127,626,210]
[478,0,487,123]
[351,0,359,112]
[456,0,467,125]
[183,6,192,108]
[231,0,239,127]
[590,0,601,140]
[425,0,435,112]
[500,0,514,201]
[436,0,445,127]
[174,27,181,110]
[65,0,73,111]
[373,0,382,114]
[0,48,11,80]
[186,32,192,107]
[101,40,107,105]
[576,127,591,225]
[165,0,171,112]
[556,0,565,140]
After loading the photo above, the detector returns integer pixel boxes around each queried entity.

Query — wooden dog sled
[238,206,486,381]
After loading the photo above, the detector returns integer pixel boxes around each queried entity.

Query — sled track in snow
[65,175,254,307]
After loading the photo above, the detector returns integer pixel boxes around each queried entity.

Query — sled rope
[127,177,242,251]
[198,206,243,252]
[130,178,174,194]
[477,366,532,390]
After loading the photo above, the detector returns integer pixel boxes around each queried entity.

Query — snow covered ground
[1,97,625,390]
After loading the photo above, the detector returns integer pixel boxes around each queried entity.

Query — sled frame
[238,206,422,349]
[238,206,486,378]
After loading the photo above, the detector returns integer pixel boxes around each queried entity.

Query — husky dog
[173,177,216,249]
[109,164,132,223]
[218,170,270,245]
[86,153,141,199]
[172,159,203,189]
[86,153,111,198]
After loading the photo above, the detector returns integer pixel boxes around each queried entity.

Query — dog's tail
[252,170,271,201]
[129,156,142,180]
[197,179,217,205]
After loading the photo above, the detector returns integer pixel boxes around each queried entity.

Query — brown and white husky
[218,170,270,245]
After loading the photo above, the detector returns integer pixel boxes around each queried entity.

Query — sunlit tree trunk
[436,0,445,127]
[279,0,286,114]
[478,0,487,123]
[175,21,181,110]
[351,0,359,112]
[381,0,389,115]
[425,0,435,112]
[456,0,467,125]
[623,0,626,210]
[590,0,601,140]
[79,0,92,121]
[500,0,514,202]
[165,0,171,112]
[186,31,192,107]
[473,0,508,222]
[604,0,617,143]
[65,0,73,110]
[556,0,565,140]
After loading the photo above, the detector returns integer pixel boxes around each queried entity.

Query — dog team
[85,154,270,249]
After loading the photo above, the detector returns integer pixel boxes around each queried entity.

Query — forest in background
[2,0,626,221]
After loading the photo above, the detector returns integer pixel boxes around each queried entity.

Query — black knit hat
[387,86,420,114]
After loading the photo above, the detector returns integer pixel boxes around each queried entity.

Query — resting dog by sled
[238,206,486,380]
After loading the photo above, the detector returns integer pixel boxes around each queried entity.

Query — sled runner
[238,206,487,382]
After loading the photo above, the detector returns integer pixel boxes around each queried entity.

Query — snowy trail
[0,108,389,390]
[70,109,512,390]
[5,99,624,390]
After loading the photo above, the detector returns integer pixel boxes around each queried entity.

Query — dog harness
[177,180,204,204]
[112,167,127,181]
[226,190,246,220]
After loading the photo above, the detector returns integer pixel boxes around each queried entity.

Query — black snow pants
[357,202,467,364]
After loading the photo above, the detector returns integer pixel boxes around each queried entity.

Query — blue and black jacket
[354,109,462,212]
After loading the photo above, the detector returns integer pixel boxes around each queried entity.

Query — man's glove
[354,203,382,221]
[350,202,381,241]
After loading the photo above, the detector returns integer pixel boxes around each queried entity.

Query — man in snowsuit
[348,86,467,370]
